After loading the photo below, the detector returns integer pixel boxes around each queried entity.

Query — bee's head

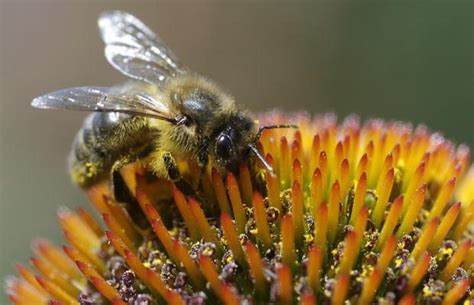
[213,113,258,171]
[213,113,297,174]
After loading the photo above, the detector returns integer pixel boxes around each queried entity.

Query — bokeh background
[0,1,472,302]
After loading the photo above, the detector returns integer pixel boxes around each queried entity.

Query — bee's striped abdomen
[69,112,154,187]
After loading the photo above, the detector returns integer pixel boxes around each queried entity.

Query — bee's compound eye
[216,134,234,159]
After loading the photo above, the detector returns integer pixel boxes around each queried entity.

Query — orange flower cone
[5,113,474,304]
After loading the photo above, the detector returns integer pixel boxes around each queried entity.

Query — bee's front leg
[161,152,196,197]
[197,139,210,183]
[162,152,181,181]
[197,139,209,169]
[149,149,180,181]
[150,150,200,197]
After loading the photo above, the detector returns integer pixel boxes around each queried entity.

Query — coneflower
[5,113,474,305]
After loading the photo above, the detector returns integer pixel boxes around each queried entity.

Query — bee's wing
[98,10,185,84]
[31,87,178,123]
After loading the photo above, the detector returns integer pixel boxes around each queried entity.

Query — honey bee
[32,11,294,195]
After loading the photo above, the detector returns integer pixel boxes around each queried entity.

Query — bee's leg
[162,152,195,196]
[110,154,149,229]
[162,152,181,181]
[197,140,209,169]
[256,124,298,140]
[110,156,137,202]
[197,141,209,184]
[110,144,156,199]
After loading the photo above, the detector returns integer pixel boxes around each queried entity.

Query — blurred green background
[0,1,472,302]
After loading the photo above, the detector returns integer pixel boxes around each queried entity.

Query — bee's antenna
[256,124,298,141]
[248,145,275,175]
[249,124,297,175]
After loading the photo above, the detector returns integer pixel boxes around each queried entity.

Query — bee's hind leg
[110,155,149,229]
[110,156,137,202]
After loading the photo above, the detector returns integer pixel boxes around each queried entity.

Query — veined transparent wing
[31,86,178,123]
[98,10,186,84]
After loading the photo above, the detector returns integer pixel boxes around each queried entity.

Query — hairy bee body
[68,75,257,188]
[33,11,282,193]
